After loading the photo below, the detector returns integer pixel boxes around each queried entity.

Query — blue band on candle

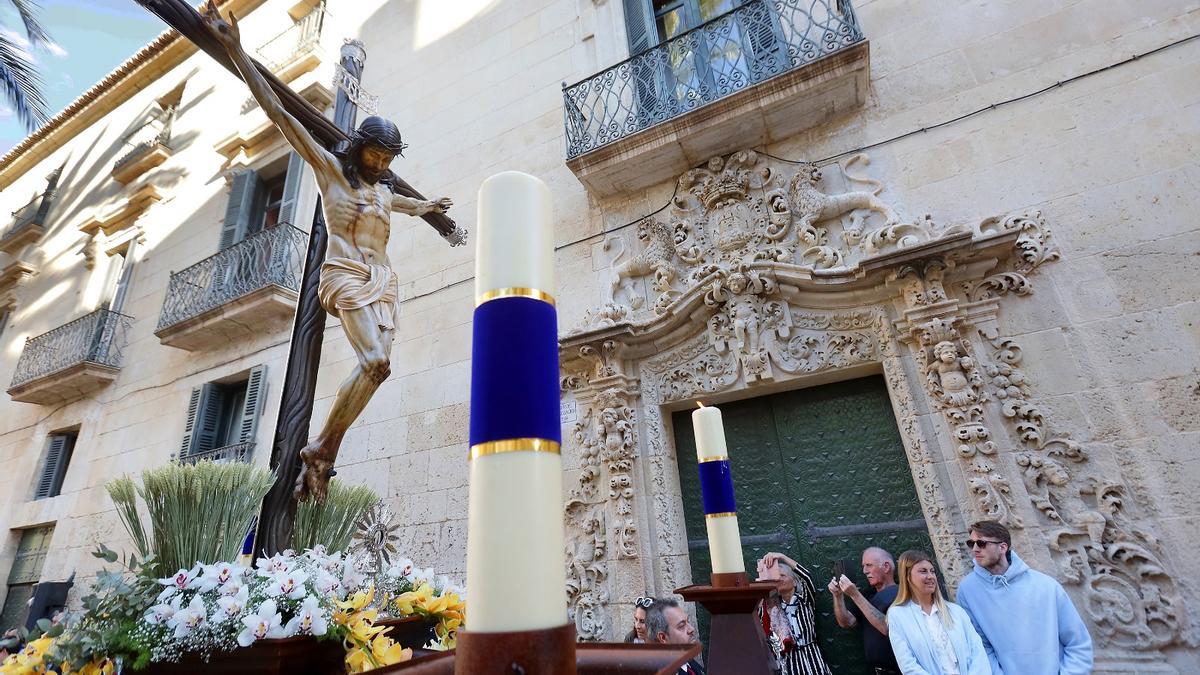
[469,296,562,446]
[697,459,737,515]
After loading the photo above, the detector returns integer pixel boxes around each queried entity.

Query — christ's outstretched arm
[203,1,340,184]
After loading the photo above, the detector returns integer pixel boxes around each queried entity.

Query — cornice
[0,0,269,191]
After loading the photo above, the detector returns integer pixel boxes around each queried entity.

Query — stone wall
[0,0,1196,671]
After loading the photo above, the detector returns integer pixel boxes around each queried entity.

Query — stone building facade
[0,0,1197,671]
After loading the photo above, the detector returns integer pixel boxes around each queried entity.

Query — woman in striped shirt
[758,552,832,675]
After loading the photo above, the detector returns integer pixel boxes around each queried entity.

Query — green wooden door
[673,375,933,673]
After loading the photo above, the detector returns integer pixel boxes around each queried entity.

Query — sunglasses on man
[964,539,1004,549]
[634,596,654,608]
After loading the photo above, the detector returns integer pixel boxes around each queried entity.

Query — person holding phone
[829,547,901,675]
[758,552,832,675]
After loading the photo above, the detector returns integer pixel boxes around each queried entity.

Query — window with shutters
[0,526,54,633]
[627,0,786,112]
[219,153,305,251]
[34,431,76,500]
[178,365,267,464]
[565,0,866,193]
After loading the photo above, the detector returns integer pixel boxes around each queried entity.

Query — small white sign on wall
[560,399,578,425]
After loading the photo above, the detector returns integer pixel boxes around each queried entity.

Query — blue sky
[0,1,165,153]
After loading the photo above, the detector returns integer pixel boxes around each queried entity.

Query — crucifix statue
[203,2,458,503]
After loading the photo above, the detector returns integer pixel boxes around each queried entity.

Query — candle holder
[373,626,702,674]
[676,572,777,675]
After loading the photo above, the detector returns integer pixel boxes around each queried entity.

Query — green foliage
[0,0,52,131]
[293,480,379,552]
[48,547,160,670]
[106,461,274,576]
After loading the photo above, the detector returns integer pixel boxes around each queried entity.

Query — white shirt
[920,604,959,675]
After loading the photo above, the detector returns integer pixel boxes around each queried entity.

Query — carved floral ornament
[557,149,1193,653]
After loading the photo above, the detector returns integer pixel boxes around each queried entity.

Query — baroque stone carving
[567,149,1193,655]
[976,327,1191,650]
[962,211,1060,301]
[907,311,1022,528]
[563,384,640,640]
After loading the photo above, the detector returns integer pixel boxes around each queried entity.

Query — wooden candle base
[374,629,700,675]
[676,572,777,675]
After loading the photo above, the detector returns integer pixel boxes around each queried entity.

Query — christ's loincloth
[317,257,399,331]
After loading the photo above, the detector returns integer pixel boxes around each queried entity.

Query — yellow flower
[392,584,433,617]
[339,586,376,613]
[344,635,411,673]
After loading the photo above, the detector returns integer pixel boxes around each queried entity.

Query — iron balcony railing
[10,308,133,388]
[179,441,255,465]
[256,3,326,71]
[3,196,47,244]
[562,0,863,158]
[156,223,307,332]
[113,106,176,171]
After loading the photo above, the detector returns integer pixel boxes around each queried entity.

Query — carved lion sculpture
[606,219,677,309]
[789,162,900,238]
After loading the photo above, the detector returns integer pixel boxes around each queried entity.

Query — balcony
[255,3,326,84]
[1,186,56,256]
[563,0,869,195]
[8,308,133,405]
[155,224,306,351]
[112,108,175,185]
[178,441,255,465]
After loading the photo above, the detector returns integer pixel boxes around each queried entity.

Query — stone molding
[557,150,1193,664]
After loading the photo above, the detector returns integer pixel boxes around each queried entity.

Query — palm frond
[7,0,51,47]
[0,31,49,131]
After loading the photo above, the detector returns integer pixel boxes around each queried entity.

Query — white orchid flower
[283,596,328,637]
[255,553,294,577]
[388,558,415,579]
[313,570,341,598]
[144,594,180,625]
[197,563,240,592]
[212,585,251,623]
[168,595,207,638]
[219,577,245,597]
[265,570,309,600]
[237,599,284,647]
[158,566,200,591]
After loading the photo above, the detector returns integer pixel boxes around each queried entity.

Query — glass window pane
[698,0,736,22]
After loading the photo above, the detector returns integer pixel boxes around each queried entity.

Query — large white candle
[466,172,567,632]
[692,404,746,575]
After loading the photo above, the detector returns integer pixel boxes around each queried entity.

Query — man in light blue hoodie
[956,520,1093,674]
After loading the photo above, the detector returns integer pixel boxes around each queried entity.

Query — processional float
[135,1,773,672]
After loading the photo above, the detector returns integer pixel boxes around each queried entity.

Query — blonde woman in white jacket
[886,550,991,675]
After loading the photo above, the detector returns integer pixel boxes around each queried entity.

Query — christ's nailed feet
[294,440,335,503]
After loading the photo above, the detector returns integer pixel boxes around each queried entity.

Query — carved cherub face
[727,273,748,294]
[934,341,959,363]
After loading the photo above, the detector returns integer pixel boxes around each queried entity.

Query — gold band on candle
[698,455,729,463]
[475,287,556,307]
[469,437,562,461]
[705,511,738,519]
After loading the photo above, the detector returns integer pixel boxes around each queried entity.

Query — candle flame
[696,401,705,408]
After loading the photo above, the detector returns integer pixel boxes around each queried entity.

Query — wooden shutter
[236,365,267,443]
[7,528,53,585]
[194,383,227,453]
[219,169,259,250]
[743,0,788,82]
[623,0,658,55]
[35,434,72,500]
[277,153,305,227]
[179,386,203,457]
